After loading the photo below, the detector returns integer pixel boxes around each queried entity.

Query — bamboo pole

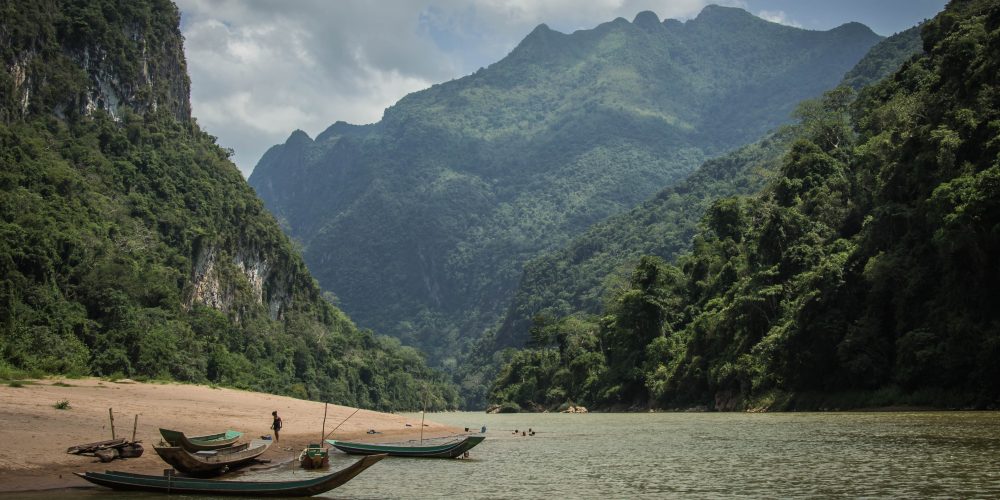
[132,414,139,442]
[109,408,116,440]
[420,386,427,445]
[323,407,360,440]
[320,403,328,446]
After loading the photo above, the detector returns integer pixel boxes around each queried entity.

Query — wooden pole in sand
[321,403,328,445]
[109,408,116,440]
[132,414,139,442]
[420,386,427,445]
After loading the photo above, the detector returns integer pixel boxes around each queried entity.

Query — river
[12,411,1000,498]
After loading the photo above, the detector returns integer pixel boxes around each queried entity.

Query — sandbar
[0,378,462,492]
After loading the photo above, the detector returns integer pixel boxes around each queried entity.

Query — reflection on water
[6,412,1000,498]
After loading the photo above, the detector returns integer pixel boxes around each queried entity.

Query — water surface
[10,411,1000,498]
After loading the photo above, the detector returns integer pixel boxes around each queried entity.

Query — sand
[0,378,464,492]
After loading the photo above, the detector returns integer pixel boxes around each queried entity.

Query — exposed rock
[714,390,741,411]
[187,242,293,322]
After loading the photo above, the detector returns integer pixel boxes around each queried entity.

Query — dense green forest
[458,26,925,409]
[250,6,882,371]
[489,0,999,411]
[0,0,458,411]
[488,24,925,364]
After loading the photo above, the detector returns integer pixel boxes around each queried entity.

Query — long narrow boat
[75,454,385,497]
[325,435,485,458]
[159,428,242,451]
[153,439,269,476]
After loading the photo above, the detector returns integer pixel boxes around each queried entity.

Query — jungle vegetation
[489,0,999,411]
[0,0,459,411]
[249,7,883,378]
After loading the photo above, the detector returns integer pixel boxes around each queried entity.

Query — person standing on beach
[271,410,283,442]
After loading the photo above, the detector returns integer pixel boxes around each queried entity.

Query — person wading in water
[271,410,283,442]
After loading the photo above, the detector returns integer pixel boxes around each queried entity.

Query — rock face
[187,243,293,322]
[1,0,191,123]
[0,0,459,410]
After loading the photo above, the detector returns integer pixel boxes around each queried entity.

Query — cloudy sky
[176,0,948,176]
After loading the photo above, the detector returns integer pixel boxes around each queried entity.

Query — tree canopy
[488,0,999,411]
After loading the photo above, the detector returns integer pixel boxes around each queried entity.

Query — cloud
[756,9,803,28]
[176,0,740,176]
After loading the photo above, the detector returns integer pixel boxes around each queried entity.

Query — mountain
[249,6,882,365]
[842,24,924,90]
[0,0,457,411]
[492,23,926,355]
[489,0,999,411]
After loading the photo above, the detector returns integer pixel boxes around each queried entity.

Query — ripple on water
[6,411,997,499]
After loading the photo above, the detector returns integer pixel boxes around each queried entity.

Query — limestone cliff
[0,0,459,410]
[1,0,189,122]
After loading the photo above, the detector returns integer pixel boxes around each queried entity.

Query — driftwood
[68,438,144,461]
[69,410,144,462]
[118,443,144,458]
[95,448,118,463]
[67,438,127,454]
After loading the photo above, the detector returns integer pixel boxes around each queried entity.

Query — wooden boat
[159,428,242,451]
[325,435,485,458]
[153,439,269,476]
[75,454,385,496]
[299,443,329,469]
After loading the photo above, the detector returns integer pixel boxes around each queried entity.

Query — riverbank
[0,378,464,492]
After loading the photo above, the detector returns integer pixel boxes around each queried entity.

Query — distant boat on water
[326,435,485,458]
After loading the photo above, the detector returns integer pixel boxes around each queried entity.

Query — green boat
[325,435,485,458]
[75,454,385,496]
[153,439,269,476]
[299,443,329,469]
[158,428,242,452]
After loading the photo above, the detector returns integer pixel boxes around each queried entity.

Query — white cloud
[175,0,740,176]
[756,9,803,28]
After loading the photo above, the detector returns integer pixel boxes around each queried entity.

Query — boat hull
[326,435,485,458]
[153,440,269,476]
[159,428,243,452]
[299,445,330,469]
[75,454,386,497]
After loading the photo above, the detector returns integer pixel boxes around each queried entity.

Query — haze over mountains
[249,6,882,367]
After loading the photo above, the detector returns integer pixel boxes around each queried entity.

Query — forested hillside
[489,0,999,411]
[250,6,882,366]
[492,24,925,358]
[0,0,458,411]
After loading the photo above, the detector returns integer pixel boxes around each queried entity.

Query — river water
[11,411,1000,498]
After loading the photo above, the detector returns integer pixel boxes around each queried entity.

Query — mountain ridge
[249,5,883,368]
[488,0,999,411]
[492,22,926,356]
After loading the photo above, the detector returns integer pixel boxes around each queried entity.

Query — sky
[175,0,949,176]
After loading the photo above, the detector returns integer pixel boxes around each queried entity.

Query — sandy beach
[0,378,465,492]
